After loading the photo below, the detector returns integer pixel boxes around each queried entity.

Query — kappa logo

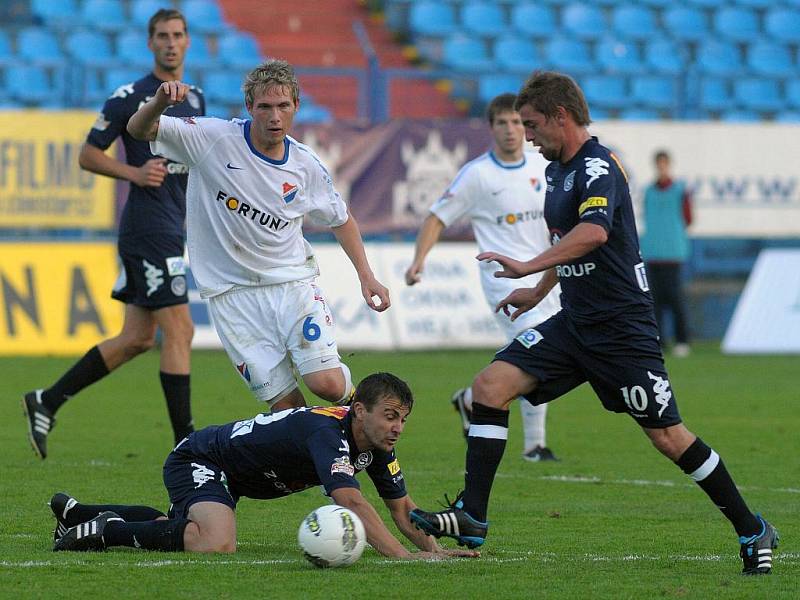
[236,362,251,382]
[282,182,298,203]
[550,230,563,245]
[191,463,216,489]
[647,371,673,418]
[142,260,164,297]
[584,157,610,189]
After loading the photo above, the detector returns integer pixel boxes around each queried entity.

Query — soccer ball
[297,505,366,568]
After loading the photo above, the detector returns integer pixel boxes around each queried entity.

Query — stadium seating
[30,0,77,29]
[611,6,657,41]
[203,70,246,105]
[747,42,794,78]
[721,109,760,122]
[186,34,214,66]
[764,8,800,44]
[644,39,685,75]
[775,111,800,123]
[217,32,261,69]
[663,7,708,41]
[713,7,759,43]
[16,28,64,66]
[442,35,494,72]
[698,78,733,112]
[493,37,540,74]
[733,78,784,113]
[65,31,115,67]
[0,30,12,65]
[182,0,230,34]
[104,67,143,91]
[477,74,522,103]
[561,4,607,40]
[732,0,772,8]
[409,2,457,37]
[80,0,127,33]
[543,37,594,74]
[619,107,660,120]
[116,32,153,69]
[6,65,57,104]
[583,74,628,109]
[596,38,644,74]
[696,41,743,76]
[631,76,676,111]
[460,2,506,38]
[130,0,164,28]
[510,4,556,38]
[786,80,800,109]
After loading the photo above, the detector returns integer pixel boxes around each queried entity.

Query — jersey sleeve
[306,427,362,496]
[575,152,622,232]
[304,153,349,228]
[150,114,212,167]
[366,451,407,500]
[86,93,129,151]
[429,162,480,227]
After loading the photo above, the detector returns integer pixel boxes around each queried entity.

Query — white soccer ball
[298,504,366,568]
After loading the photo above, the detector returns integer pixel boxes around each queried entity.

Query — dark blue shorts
[112,234,188,309]
[495,310,682,428]
[162,442,237,520]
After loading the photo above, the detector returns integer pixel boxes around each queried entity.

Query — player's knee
[123,332,157,356]
[472,371,507,408]
[302,362,351,404]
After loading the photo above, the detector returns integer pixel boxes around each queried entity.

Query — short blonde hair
[243,59,300,108]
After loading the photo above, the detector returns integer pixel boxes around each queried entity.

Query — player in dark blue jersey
[49,373,477,560]
[22,9,205,459]
[410,72,778,575]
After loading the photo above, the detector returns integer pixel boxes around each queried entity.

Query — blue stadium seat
[663,7,708,42]
[65,31,115,67]
[611,6,657,41]
[644,39,685,75]
[478,74,523,103]
[6,65,55,104]
[186,34,214,66]
[713,7,759,43]
[205,103,233,119]
[218,32,261,69]
[130,0,164,28]
[0,31,12,65]
[562,4,607,40]
[721,110,760,122]
[511,4,556,38]
[685,0,725,6]
[105,67,142,91]
[81,0,127,32]
[764,8,800,44]
[698,78,732,112]
[543,38,594,74]
[631,76,676,110]
[460,2,506,38]
[734,79,784,113]
[747,42,794,78]
[182,0,229,34]
[31,0,78,28]
[786,80,800,109]
[16,28,64,66]
[116,32,153,69]
[589,107,609,120]
[596,38,644,74]
[696,41,743,76]
[733,0,772,8]
[442,36,494,72]
[409,2,457,37]
[775,111,800,123]
[638,0,672,6]
[203,71,244,105]
[620,107,660,120]
[295,102,334,125]
[493,37,540,74]
[582,75,627,109]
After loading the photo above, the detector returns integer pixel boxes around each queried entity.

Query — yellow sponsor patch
[387,459,401,475]
[310,406,348,420]
[578,196,608,215]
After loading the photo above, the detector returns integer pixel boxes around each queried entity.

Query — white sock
[520,400,546,451]
[462,386,473,411]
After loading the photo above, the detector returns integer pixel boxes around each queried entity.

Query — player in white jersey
[405,94,562,461]
[127,59,390,410]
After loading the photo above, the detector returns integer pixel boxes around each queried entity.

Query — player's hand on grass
[362,277,391,312]
[155,80,190,108]
[434,546,480,558]
[404,263,422,286]
[476,252,529,279]
[134,158,168,187]
[496,288,541,321]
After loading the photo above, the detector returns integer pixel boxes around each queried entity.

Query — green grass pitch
[1,345,798,598]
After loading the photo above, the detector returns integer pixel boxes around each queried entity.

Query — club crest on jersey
[530,178,542,192]
[564,170,576,192]
[236,362,251,382]
[282,182,298,203]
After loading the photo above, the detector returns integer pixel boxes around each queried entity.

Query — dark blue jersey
[86,73,205,238]
[544,137,653,324]
[183,406,407,501]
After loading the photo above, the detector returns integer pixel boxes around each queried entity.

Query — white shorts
[207,279,340,404]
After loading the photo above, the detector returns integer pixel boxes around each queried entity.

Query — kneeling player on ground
[50,373,477,561]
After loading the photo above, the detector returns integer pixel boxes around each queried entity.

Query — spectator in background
[640,150,692,358]
[22,9,204,459]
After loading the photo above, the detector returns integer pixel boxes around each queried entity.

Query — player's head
[486,94,525,158]
[351,373,413,453]
[653,149,671,178]
[515,71,591,161]
[243,60,300,150]
[147,9,190,76]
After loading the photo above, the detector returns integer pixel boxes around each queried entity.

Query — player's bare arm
[477,222,608,279]
[405,214,446,286]
[332,212,391,312]
[127,80,190,141]
[495,268,559,321]
[79,144,168,188]
[384,495,480,558]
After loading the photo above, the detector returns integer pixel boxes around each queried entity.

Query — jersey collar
[489,150,526,170]
[243,120,290,165]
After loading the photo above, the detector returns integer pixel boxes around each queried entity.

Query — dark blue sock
[462,402,509,523]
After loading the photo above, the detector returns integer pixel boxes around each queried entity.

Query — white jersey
[430,150,561,330]
[152,116,348,298]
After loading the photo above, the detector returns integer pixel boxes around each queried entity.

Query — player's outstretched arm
[127,81,190,141]
[384,495,480,559]
[79,144,168,188]
[405,214,446,286]
[331,212,391,312]
[330,487,413,558]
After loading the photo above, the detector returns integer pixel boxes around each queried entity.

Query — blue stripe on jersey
[243,120,290,165]
[488,151,526,170]
[292,139,334,179]
[447,152,491,191]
